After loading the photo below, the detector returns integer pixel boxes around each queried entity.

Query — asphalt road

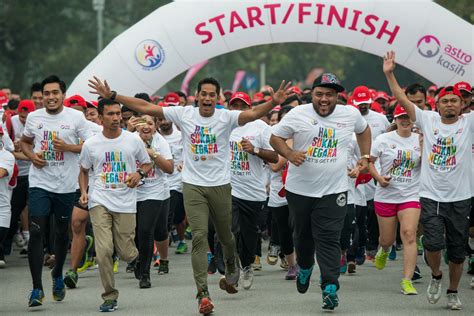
[1,242,473,315]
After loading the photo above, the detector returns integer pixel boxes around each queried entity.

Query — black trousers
[231,197,264,269]
[269,205,294,256]
[287,191,347,290]
[365,200,379,252]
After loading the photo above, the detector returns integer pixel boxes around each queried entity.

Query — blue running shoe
[100,299,118,312]
[296,266,313,294]
[389,246,397,261]
[322,284,339,310]
[28,288,45,307]
[355,247,366,265]
[52,272,66,301]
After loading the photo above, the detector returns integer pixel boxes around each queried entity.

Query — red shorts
[374,201,421,217]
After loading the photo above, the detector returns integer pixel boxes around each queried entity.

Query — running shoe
[185,226,193,240]
[64,269,78,289]
[355,247,366,265]
[411,265,423,281]
[280,256,289,271]
[241,266,254,290]
[296,265,313,294]
[347,261,356,274]
[266,244,279,265]
[51,272,66,301]
[365,249,376,262]
[446,293,462,310]
[113,256,119,274]
[224,256,240,286]
[44,254,56,269]
[19,247,28,256]
[0,258,5,268]
[175,241,188,254]
[28,288,45,307]
[400,279,418,295]
[219,276,238,294]
[322,284,339,310]
[388,246,397,261]
[339,255,347,274]
[426,276,442,304]
[395,242,403,251]
[13,232,26,248]
[208,255,217,275]
[466,256,474,275]
[158,259,169,275]
[77,235,94,274]
[99,299,118,312]
[285,265,298,280]
[139,275,151,289]
[126,260,135,273]
[197,287,214,315]
[252,255,262,271]
[375,247,389,270]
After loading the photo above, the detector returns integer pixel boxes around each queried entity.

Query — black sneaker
[133,260,140,280]
[355,247,366,265]
[208,256,217,275]
[99,299,118,312]
[126,260,135,273]
[64,269,79,289]
[139,275,151,288]
[158,259,169,275]
[296,265,313,294]
[412,265,423,281]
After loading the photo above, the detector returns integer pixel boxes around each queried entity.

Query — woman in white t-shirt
[135,115,173,288]
[369,105,422,295]
[0,144,15,267]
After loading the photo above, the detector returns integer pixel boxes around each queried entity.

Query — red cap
[428,85,438,92]
[289,86,302,95]
[374,91,389,101]
[426,97,436,110]
[158,101,167,107]
[437,86,462,101]
[164,92,180,106]
[252,92,264,102]
[18,100,36,113]
[370,101,383,113]
[393,104,408,118]
[64,95,86,108]
[86,101,98,108]
[0,91,8,106]
[223,90,233,98]
[352,86,372,105]
[454,81,472,94]
[229,92,251,108]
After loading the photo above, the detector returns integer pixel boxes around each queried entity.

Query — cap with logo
[312,73,344,93]
[454,81,472,94]
[352,86,372,106]
[64,95,87,108]
[437,86,462,101]
[164,92,180,106]
[393,104,409,118]
[230,92,251,108]
[18,100,36,113]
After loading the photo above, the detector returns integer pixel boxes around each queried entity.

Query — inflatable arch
[68,0,472,98]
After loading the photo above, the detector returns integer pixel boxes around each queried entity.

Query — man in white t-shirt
[228,92,278,290]
[352,85,390,260]
[270,73,372,311]
[0,143,15,267]
[384,51,473,310]
[88,76,292,315]
[20,75,92,308]
[78,99,152,312]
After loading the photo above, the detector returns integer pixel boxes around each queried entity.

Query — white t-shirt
[361,110,390,200]
[347,135,366,206]
[0,122,14,153]
[230,120,273,202]
[79,131,151,213]
[371,131,421,203]
[86,120,103,136]
[23,107,92,193]
[163,106,240,186]
[271,104,368,198]
[11,115,31,176]
[268,165,288,208]
[414,105,474,202]
[137,133,173,202]
[162,128,183,192]
[0,149,14,228]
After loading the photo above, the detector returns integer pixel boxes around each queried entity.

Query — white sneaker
[447,293,462,310]
[0,259,6,268]
[426,277,442,304]
[13,233,26,248]
[241,266,254,290]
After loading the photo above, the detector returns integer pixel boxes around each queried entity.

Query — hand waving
[269,80,294,106]
[383,51,396,74]
[88,76,112,99]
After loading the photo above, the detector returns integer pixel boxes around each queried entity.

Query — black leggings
[269,205,294,256]
[0,226,8,259]
[28,215,69,290]
[137,199,168,276]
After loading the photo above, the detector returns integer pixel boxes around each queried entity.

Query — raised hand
[88,76,112,99]
[383,51,396,74]
[269,80,294,106]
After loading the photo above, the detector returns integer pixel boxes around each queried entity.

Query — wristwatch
[152,151,159,159]
[360,154,371,162]
[137,169,147,179]
[253,147,260,155]
[109,90,117,101]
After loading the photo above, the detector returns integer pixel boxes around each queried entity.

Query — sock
[447,289,457,294]
[432,273,442,280]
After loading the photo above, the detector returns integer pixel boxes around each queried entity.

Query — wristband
[110,90,117,101]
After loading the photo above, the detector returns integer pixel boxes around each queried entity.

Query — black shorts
[420,197,470,264]
[11,176,29,215]
[73,189,88,211]
[28,187,75,219]
[169,190,185,227]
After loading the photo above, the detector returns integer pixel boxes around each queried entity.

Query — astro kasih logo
[135,39,165,71]
[417,35,471,77]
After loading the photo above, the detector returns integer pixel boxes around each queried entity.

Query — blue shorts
[28,187,75,219]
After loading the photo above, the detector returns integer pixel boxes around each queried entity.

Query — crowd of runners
[0,51,473,314]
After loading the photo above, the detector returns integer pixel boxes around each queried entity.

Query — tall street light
[92,0,105,54]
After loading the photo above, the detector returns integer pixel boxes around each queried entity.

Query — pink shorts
[374,201,421,217]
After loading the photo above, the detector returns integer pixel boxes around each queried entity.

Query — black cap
[312,73,345,93]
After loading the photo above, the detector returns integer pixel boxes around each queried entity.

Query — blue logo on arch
[135,39,165,70]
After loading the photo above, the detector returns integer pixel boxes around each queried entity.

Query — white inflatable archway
[68,0,473,98]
